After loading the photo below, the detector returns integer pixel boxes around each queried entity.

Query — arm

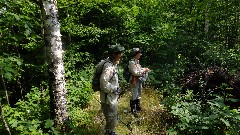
[128,60,143,77]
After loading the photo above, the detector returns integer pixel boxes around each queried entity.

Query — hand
[115,87,120,95]
[144,68,149,72]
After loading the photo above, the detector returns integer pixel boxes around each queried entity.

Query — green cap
[109,44,125,54]
[132,48,142,55]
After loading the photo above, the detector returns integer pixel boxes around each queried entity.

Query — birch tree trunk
[0,99,11,135]
[1,75,10,105]
[40,0,68,127]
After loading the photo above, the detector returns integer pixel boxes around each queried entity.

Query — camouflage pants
[130,79,143,100]
[101,103,118,132]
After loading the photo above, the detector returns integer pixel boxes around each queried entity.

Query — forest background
[1,0,240,134]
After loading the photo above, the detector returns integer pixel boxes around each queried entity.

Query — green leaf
[8,12,21,21]
[4,66,12,72]
[208,114,218,120]
[236,115,240,120]
[12,121,18,128]
[0,70,4,75]
[44,119,54,129]
[9,57,16,61]
[220,118,230,127]
[167,128,178,135]
[0,61,4,68]
[4,72,12,80]
[202,126,209,129]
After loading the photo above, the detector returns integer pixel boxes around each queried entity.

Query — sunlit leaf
[220,118,230,127]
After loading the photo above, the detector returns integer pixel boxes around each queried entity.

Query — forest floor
[84,87,171,135]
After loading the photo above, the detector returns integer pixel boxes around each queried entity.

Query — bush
[1,86,58,134]
[66,67,94,109]
[165,90,240,135]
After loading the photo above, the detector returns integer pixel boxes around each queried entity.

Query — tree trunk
[204,3,209,39]
[40,0,69,127]
[1,75,10,105]
[0,99,11,135]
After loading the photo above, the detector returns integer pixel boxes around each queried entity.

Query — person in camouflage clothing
[99,44,124,135]
[128,48,149,114]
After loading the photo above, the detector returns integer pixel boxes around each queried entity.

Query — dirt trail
[86,87,167,135]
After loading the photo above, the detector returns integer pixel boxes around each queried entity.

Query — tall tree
[39,0,68,127]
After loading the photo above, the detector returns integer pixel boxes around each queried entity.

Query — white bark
[1,75,10,105]
[41,0,68,126]
[0,100,11,135]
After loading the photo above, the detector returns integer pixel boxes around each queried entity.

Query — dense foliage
[0,0,240,134]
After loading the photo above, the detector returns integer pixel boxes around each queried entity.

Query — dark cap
[109,44,125,54]
[132,48,142,56]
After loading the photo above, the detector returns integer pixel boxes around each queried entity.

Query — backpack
[123,62,131,82]
[92,60,108,92]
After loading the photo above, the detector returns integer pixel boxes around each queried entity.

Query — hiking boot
[136,99,142,112]
[130,100,136,114]
[109,131,117,135]
[105,131,117,135]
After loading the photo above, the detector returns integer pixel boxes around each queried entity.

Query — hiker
[99,44,124,135]
[128,48,149,114]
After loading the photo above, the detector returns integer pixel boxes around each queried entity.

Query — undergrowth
[84,86,169,135]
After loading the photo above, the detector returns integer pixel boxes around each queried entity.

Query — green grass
[84,87,170,135]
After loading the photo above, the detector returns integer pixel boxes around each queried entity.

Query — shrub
[1,86,58,134]
[66,67,93,109]
[166,90,240,135]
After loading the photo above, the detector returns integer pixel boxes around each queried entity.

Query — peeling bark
[40,0,69,127]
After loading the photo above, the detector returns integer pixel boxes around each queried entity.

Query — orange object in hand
[131,63,138,86]
[131,75,137,86]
